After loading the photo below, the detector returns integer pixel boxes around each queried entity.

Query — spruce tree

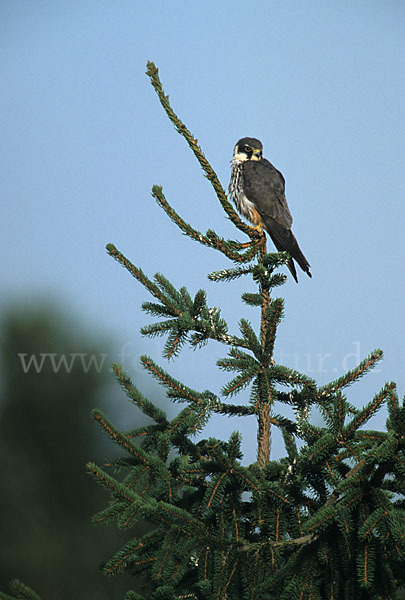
[86,63,405,600]
[2,62,405,600]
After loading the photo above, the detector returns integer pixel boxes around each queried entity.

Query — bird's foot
[239,226,265,248]
[250,225,266,241]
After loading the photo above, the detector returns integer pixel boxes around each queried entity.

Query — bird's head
[232,137,263,163]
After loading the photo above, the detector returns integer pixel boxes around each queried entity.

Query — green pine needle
[0,581,42,600]
[241,292,263,306]
[208,265,254,282]
[318,349,384,399]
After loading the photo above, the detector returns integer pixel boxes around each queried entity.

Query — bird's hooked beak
[252,149,262,160]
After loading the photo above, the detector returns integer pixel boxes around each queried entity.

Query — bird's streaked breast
[229,162,264,227]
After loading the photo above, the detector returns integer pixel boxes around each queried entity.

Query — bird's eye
[244,145,251,152]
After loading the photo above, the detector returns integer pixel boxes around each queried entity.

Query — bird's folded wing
[242,159,293,228]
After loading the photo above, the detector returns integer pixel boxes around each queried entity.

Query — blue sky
[1,1,404,463]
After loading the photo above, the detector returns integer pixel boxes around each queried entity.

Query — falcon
[228,137,312,282]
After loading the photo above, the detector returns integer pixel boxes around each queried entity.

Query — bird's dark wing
[242,159,293,228]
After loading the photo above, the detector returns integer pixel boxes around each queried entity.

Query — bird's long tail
[264,218,312,283]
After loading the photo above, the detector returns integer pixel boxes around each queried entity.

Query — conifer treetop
[86,62,405,600]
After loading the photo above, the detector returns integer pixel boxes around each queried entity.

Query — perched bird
[228,137,311,282]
